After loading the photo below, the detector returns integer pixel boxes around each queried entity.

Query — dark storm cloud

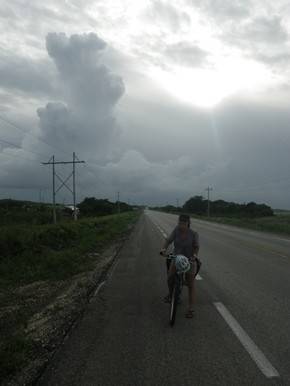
[0,32,126,194]
[201,100,290,201]
[45,33,124,111]
[1,1,290,208]
[36,32,125,159]
[114,88,290,208]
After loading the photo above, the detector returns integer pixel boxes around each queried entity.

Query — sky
[1,0,290,208]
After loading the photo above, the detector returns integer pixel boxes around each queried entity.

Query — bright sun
[149,58,274,108]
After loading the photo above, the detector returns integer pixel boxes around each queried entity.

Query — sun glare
[149,58,274,108]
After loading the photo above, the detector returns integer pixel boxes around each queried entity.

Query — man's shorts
[187,258,197,276]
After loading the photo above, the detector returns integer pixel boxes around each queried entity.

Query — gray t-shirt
[167,226,199,260]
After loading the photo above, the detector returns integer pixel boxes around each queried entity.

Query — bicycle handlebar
[160,251,198,259]
[160,251,202,277]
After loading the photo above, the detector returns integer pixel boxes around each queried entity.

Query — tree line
[151,196,274,218]
[0,198,136,224]
[78,197,134,216]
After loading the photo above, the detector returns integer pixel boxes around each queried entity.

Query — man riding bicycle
[160,214,200,318]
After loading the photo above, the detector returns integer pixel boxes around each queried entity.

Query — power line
[0,148,44,164]
[0,114,72,157]
[0,138,51,159]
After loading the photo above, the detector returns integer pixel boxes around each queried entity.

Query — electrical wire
[0,114,72,157]
[0,138,52,160]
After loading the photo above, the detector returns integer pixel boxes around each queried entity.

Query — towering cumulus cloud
[37,32,125,160]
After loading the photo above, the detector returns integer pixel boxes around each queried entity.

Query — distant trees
[182,196,273,218]
[0,198,134,225]
[152,195,274,218]
[241,202,273,217]
[183,196,207,215]
[78,197,132,217]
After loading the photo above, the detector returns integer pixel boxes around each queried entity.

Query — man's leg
[187,274,195,309]
[185,261,197,317]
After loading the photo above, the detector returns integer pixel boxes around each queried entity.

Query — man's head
[178,214,190,230]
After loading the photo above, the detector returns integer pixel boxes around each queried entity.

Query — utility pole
[52,156,56,224]
[73,152,77,221]
[117,192,120,213]
[206,187,213,217]
[42,153,85,223]
[176,198,179,208]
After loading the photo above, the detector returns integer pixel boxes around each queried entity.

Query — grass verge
[0,211,140,382]
[191,214,290,236]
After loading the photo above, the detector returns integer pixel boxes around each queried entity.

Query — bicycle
[160,252,201,326]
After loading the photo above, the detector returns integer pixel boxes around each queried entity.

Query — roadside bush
[36,225,78,250]
[0,211,139,287]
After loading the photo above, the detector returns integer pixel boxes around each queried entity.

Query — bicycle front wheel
[169,285,178,326]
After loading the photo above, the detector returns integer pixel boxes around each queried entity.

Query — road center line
[214,302,279,378]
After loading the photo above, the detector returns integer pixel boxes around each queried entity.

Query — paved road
[38,210,290,386]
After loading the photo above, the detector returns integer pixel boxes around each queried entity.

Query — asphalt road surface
[38,210,290,386]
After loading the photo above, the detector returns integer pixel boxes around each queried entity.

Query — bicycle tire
[169,275,182,327]
[169,285,177,326]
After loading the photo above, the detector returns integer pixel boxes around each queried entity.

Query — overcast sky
[1,0,290,208]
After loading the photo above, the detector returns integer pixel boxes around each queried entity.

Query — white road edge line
[108,259,119,279]
[214,302,279,378]
[275,238,290,243]
[94,280,106,297]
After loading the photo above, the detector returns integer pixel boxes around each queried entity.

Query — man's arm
[160,228,175,253]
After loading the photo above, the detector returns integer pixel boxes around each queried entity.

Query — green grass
[0,211,140,288]
[0,211,140,382]
[0,204,64,226]
[192,214,290,235]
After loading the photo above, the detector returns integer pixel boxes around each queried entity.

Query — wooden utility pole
[206,187,213,217]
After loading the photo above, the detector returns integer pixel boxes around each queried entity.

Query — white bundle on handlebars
[174,254,191,274]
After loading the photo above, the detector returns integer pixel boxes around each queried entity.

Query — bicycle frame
[163,253,201,326]
[166,255,184,326]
